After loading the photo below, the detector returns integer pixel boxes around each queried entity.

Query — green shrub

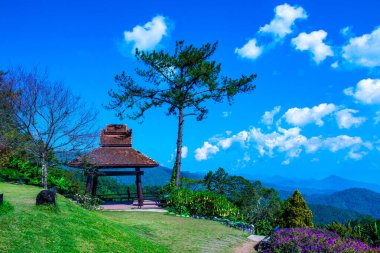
[73,194,101,210]
[165,188,239,219]
[279,189,314,228]
[323,218,380,247]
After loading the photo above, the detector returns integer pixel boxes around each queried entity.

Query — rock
[36,186,57,206]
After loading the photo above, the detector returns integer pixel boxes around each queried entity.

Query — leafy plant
[165,188,239,219]
[73,193,101,210]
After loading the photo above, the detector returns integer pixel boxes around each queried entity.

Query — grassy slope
[0,183,248,253]
[101,212,247,253]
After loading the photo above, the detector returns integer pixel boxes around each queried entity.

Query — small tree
[280,189,314,228]
[5,67,98,189]
[107,41,257,186]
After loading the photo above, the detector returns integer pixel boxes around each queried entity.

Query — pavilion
[67,124,158,206]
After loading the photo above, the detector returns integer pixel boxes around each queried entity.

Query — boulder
[36,186,57,206]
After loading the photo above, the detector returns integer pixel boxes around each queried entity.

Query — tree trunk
[41,152,47,189]
[173,108,184,187]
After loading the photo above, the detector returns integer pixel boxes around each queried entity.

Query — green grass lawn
[0,183,249,253]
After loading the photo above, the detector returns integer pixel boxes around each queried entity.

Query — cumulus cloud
[181,146,188,158]
[259,3,307,39]
[291,30,334,63]
[235,39,263,60]
[335,109,366,129]
[217,131,249,150]
[344,78,380,104]
[342,27,380,68]
[284,103,337,127]
[261,106,281,125]
[195,125,371,164]
[194,142,219,161]
[124,15,170,53]
[375,110,380,124]
[331,61,339,68]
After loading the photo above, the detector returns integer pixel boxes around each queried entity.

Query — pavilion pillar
[85,174,92,195]
[91,174,98,197]
[135,168,143,207]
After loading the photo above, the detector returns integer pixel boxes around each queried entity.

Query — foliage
[280,189,314,228]
[0,200,14,215]
[310,204,366,225]
[261,227,380,253]
[73,193,101,210]
[165,188,239,219]
[203,168,283,228]
[322,218,380,247]
[107,41,257,186]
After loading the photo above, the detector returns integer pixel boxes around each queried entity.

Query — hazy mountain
[258,175,380,196]
[306,188,380,218]
[115,166,204,186]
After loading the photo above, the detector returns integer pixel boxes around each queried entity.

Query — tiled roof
[67,124,158,168]
[67,146,158,168]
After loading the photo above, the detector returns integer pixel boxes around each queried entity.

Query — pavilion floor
[100,200,167,212]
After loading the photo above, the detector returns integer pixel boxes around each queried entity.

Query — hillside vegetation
[308,188,380,218]
[0,183,248,253]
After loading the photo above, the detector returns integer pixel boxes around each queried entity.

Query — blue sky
[1,0,380,183]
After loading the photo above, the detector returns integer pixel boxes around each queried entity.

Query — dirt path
[233,240,258,253]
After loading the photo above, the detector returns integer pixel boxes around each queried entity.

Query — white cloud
[195,125,372,164]
[222,111,232,118]
[340,26,352,36]
[342,27,380,67]
[194,142,219,161]
[335,109,366,129]
[124,15,170,53]
[217,131,249,150]
[259,3,307,39]
[322,135,366,152]
[291,30,334,63]
[331,61,339,68]
[284,103,337,127]
[344,78,380,104]
[181,146,188,159]
[235,39,263,60]
[261,106,281,125]
[375,110,380,124]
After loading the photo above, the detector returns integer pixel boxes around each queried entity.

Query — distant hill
[115,166,204,186]
[260,175,380,197]
[306,188,380,218]
[309,204,366,225]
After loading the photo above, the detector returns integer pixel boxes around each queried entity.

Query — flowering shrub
[261,227,380,253]
[73,194,101,210]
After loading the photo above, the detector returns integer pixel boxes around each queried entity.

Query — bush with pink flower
[260,227,380,253]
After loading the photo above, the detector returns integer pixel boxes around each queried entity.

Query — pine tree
[280,189,314,228]
[107,41,256,186]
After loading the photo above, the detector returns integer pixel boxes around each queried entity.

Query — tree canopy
[108,41,257,186]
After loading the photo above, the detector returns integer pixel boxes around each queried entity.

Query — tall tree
[107,41,257,186]
[280,189,314,228]
[5,67,98,189]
